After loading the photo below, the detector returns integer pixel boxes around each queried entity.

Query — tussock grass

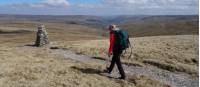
[142,59,198,77]
[0,21,198,86]
[0,46,134,87]
[129,75,171,87]
[1,45,168,87]
[64,35,199,77]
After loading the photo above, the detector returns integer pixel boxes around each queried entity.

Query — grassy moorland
[63,35,199,77]
[0,21,172,87]
[0,15,198,87]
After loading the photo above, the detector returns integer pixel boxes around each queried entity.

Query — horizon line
[0,13,198,16]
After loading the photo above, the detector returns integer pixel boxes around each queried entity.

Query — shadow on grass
[25,44,53,48]
[92,56,143,67]
[0,30,32,34]
[91,57,108,61]
[71,66,119,79]
[71,66,102,74]
[25,44,37,47]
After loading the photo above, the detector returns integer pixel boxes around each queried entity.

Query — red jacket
[108,31,115,54]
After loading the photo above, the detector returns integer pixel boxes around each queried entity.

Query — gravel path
[51,48,198,87]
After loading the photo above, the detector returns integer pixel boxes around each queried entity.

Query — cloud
[7,0,69,8]
[74,4,104,9]
[42,0,69,7]
[103,0,198,9]
[4,0,198,10]
[0,0,198,15]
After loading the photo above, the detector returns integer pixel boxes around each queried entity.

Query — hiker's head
[109,24,117,31]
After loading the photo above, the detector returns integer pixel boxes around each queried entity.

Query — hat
[109,24,117,30]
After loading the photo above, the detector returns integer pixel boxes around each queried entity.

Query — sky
[0,0,198,15]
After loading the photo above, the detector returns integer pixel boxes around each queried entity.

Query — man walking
[104,24,126,79]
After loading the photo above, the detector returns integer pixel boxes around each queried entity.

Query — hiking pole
[127,38,133,59]
[105,55,112,71]
[128,43,133,59]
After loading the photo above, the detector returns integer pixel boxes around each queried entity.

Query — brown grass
[0,46,134,87]
[63,35,199,77]
[0,22,171,87]
[0,43,171,87]
[129,75,171,87]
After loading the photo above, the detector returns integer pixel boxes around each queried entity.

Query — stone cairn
[35,25,49,47]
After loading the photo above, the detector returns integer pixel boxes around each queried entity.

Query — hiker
[35,25,49,47]
[104,24,127,79]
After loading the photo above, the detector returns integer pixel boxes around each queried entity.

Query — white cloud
[103,0,198,9]
[8,0,69,8]
[74,4,104,9]
[5,0,198,10]
[42,0,69,7]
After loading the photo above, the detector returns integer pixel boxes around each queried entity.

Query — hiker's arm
[108,32,115,55]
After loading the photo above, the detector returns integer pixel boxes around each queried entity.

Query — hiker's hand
[108,52,112,57]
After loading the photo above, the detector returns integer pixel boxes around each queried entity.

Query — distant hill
[120,15,198,37]
[0,14,198,37]
[0,14,109,28]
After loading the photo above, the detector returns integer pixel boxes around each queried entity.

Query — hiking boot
[103,67,111,74]
[118,76,126,80]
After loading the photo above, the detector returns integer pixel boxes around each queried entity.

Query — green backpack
[114,29,130,50]
[114,29,132,58]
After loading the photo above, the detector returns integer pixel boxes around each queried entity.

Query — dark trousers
[108,50,125,78]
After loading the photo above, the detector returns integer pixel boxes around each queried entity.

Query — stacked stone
[35,25,49,47]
